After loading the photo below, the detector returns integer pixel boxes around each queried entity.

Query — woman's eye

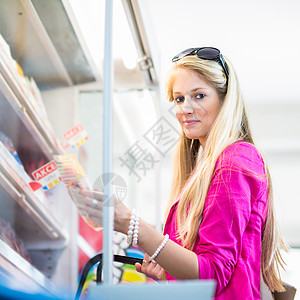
[174,96,184,104]
[195,94,205,100]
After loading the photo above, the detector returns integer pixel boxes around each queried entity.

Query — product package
[0,132,29,188]
[0,132,23,167]
[54,154,102,231]
[0,132,50,206]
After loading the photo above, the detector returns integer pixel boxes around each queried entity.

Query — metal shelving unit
[0,0,98,295]
[0,0,160,295]
[0,69,59,160]
[0,63,69,295]
[0,92,69,294]
[0,240,59,296]
[0,0,97,90]
[0,141,68,245]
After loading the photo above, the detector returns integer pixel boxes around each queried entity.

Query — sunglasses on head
[172,47,229,81]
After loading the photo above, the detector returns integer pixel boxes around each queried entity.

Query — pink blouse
[163,142,268,299]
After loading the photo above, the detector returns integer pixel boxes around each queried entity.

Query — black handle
[75,254,144,300]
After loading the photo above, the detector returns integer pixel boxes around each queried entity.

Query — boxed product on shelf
[0,132,28,181]
[0,132,23,165]
[0,132,49,205]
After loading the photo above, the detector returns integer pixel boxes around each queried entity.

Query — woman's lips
[183,120,200,126]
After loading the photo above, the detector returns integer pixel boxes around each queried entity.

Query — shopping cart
[74,253,143,300]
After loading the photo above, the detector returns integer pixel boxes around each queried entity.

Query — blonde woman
[81,47,285,299]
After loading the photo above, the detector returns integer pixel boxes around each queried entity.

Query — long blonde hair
[165,55,285,292]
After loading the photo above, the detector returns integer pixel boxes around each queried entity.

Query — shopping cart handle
[75,253,143,300]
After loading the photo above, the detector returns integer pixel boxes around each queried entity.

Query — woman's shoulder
[215,141,265,173]
[221,141,263,159]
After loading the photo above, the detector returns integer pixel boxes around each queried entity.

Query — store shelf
[0,0,90,292]
[0,0,97,90]
[0,141,68,249]
[0,239,59,295]
[0,69,60,160]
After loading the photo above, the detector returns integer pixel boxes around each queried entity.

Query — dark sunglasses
[172,47,229,81]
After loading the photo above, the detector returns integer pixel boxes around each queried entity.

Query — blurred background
[0,0,299,297]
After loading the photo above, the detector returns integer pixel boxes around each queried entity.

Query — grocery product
[55,154,102,231]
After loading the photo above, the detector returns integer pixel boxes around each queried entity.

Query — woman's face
[173,68,221,147]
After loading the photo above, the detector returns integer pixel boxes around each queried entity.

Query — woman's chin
[185,133,200,140]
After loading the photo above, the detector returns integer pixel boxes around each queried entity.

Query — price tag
[32,161,61,191]
[63,124,88,149]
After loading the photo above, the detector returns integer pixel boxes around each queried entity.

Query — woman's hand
[135,253,165,281]
[78,190,131,234]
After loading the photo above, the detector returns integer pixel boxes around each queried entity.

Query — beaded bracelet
[149,234,169,262]
[132,213,140,247]
[127,209,139,245]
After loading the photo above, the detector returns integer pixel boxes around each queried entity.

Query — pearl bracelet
[127,209,139,246]
[132,213,139,247]
[149,234,169,262]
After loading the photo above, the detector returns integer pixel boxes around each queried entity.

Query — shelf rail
[0,144,68,245]
[0,55,62,159]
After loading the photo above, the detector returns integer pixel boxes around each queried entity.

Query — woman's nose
[182,98,194,114]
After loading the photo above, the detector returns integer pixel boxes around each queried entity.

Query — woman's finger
[153,263,162,272]
[143,253,150,261]
[84,205,103,216]
[82,196,103,209]
[140,260,149,274]
[135,263,142,273]
[80,190,103,200]
[140,259,160,275]
[80,210,103,228]
[135,262,149,277]
[153,263,163,278]
[152,264,164,280]
[157,268,165,280]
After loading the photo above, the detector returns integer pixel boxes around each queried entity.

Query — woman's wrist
[115,207,131,234]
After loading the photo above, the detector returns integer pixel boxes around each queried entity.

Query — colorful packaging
[54,154,102,231]
[0,132,23,167]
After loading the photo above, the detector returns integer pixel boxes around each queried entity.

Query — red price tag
[63,124,84,141]
[32,161,58,181]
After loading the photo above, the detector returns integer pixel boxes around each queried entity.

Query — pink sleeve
[195,143,266,293]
